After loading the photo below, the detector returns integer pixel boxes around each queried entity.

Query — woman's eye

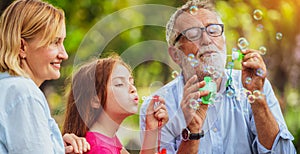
[115,84,123,87]
[51,38,60,45]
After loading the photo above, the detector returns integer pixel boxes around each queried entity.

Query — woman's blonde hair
[0,0,65,77]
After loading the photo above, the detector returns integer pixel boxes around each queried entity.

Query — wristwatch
[181,128,204,141]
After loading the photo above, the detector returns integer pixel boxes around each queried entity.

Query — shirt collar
[0,72,10,80]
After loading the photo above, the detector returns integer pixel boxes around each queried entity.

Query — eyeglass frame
[173,24,224,45]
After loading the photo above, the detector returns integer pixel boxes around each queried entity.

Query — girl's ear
[91,96,101,109]
[168,46,181,65]
[19,38,27,59]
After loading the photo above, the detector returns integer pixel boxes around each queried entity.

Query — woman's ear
[19,38,27,59]
[168,46,181,65]
[91,96,101,109]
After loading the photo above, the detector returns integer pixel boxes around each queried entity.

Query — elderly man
[140,0,296,153]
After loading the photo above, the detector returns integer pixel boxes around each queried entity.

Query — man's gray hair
[166,0,221,46]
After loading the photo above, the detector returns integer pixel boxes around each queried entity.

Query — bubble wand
[153,95,167,154]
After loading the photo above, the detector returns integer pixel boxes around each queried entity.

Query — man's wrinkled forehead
[173,8,222,33]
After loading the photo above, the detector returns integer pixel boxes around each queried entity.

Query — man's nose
[199,30,212,46]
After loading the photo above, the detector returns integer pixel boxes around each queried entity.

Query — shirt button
[213,128,218,132]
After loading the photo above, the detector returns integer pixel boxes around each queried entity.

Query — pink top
[85,131,123,154]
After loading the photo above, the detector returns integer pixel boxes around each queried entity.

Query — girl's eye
[115,84,123,87]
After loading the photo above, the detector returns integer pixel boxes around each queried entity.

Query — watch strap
[189,130,204,140]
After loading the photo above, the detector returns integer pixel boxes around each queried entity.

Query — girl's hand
[145,96,169,130]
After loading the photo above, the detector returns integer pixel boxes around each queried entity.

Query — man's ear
[91,96,101,109]
[19,38,27,59]
[168,46,181,65]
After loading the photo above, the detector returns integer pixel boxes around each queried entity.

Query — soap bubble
[245,77,252,84]
[253,90,262,99]
[212,71,222,79]
[226,89,235,98]
[189,6,198,15]
[189,98,199,110]
[258,46,267,55]
[238,89,247,99]
[226,61,234,69]
[142,96,149,101]
[248,94,256,103]
[276,32,283,40]
[244,89,252,96]
[187,53,195,61]
[171,70,179,79]
[238,37,249,51]
[149,81,164,94]
[190,59,199,67]
[197,98,202,103]
[232,47,238,52]
[213,93,223,103]
[207,65,215,74]
[256,24,264,32]
[256,68,264,77]
[253,9,263,20]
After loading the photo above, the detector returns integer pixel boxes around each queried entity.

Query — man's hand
[241,49,279,149]
[241,49,267,92]
[180,75,209,132]
[63,133,90,154]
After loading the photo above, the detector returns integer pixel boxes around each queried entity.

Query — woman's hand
[63,133,90,154]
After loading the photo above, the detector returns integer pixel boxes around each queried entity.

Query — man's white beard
[195,43,226,81]
[196,52,226,81]
[179,44,227,83]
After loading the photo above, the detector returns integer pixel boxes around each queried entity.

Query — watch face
[182,129,188,140]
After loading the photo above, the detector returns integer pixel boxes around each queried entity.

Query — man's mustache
[196,44,220,58]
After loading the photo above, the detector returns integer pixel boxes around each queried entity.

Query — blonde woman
[0,0,89,153]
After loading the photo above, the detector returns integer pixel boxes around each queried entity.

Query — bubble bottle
[199,76,217,104]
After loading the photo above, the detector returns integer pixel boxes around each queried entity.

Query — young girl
[63,55,168,154]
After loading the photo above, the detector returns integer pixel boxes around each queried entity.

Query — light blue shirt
[140,69,296,153]
[0,72,64,154]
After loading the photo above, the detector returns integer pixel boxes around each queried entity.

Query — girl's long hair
[62,55,132,137]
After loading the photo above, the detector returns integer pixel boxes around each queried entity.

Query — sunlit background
[1,0,299,152]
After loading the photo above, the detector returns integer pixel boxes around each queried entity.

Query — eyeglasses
[173,24,224,45]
